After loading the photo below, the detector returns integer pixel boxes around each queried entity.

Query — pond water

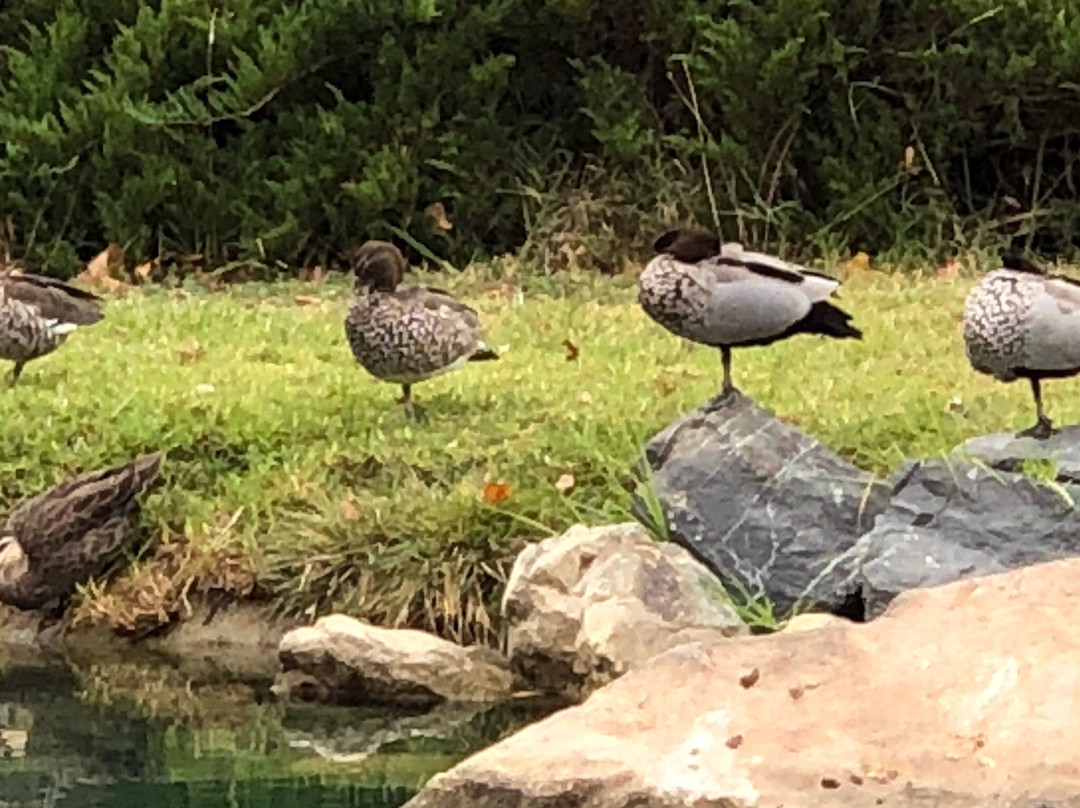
[0,657,558,808]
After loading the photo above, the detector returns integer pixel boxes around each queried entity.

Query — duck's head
[0,535,28,586]
[653,228,721,264]
[1001,252,1043,275]
[349,240,407,292]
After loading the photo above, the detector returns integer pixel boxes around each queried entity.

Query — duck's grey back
[346,286,489,383]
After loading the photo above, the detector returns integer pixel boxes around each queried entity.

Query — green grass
[0,263,1070,642]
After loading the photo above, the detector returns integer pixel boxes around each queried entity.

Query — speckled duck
[344,240,498,418]
[0,267,104,387]
[638,228,862,401]
[0,452,163,612]
[963,255,1080,439]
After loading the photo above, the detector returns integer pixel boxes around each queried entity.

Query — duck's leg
[720,347,734,396]
[396,383,428,423]
[704,347,739,412]
[1018,377,1055,440]
[7,361,23,388]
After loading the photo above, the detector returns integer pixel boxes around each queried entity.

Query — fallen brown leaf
[555,473,575,493]
[481,482,512,505]
[936,258,960,280]
[133,260,155,283]
[294,294,322,307]
[428,201,453,232]
[339,500,360,522]
[177,342,204,365]
[838,251,871,276]
[562,339,579,361]
[76,244,126,293]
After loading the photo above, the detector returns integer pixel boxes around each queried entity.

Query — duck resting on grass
[0,452,163,616]
[638,227,862,404]
[963,254,1080,439]
[344,240,499,420]
[0,266,104,387]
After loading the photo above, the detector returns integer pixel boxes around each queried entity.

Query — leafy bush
[2,0,1080,275]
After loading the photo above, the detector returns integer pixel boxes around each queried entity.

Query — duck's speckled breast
[345,293,475,383]
[0,293,65,362]
[963,270,1039,380]
[638,257,711,343]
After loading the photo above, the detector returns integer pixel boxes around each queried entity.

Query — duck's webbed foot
[704,385,742,413]
[1018,415,1056,441]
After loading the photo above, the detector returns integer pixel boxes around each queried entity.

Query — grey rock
[273,615,515,706]
[956,425,1080,482]
[853,458,1080,618]
[644,392,890,617]
[503,523,748,701]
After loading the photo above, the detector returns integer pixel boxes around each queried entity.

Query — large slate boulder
[644,393,891,617]
[851,456,1080,618]
[956,424,1080,482]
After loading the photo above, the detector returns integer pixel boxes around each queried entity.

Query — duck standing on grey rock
[963,255,1080,439]
[638,228,862,402]
[0,452,163,612]
[0,267,104,387]
[344,240,498,419]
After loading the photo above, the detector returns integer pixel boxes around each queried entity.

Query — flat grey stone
[852,458,1080,618]
[956,425,1080,482]
[643,392,891,617]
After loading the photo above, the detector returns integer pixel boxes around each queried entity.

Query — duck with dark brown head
[344,240,498,420]
[964,252,1080,439]
[638,227,862,404]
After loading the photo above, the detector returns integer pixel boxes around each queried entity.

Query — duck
[0,452,163,612]
[0,266,104,387]
[638,227,862,401]
[344,240,498,419]
[963,254,1080,439]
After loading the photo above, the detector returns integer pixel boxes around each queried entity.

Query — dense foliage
[2,0,1080,274]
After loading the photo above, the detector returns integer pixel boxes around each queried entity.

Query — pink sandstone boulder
[406,557,1080,807]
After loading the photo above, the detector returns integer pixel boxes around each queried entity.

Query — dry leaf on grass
[839,251,871,276]
[339,500,360,522]
[481,481,512,504]
[177,342,204,365]
[133,261,155,283]
[562,339,580,361]
[294,294,322,307]
[936,258,960,280]
[555,473,575,493]
[428,201,453,232]
[76,244,127,293]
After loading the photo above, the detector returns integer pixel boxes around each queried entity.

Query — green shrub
[2,0,1080,275]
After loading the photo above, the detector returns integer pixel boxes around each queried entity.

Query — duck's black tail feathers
[797,300,863,340]
[469,348,500,362]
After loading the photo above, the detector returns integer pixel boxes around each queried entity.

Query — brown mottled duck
[0,452,164,612]
[344,240,498,419]
[0,267,104,386]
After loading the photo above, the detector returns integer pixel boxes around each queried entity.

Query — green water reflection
[0,660,556,807]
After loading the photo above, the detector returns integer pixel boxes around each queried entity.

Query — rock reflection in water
[0,657,560,808]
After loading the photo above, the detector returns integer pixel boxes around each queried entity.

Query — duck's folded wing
[1022,279,1080,371]
[678,261,811,344]
[3,274,104,325]
[718,244,841,302]
[3,453,162,560]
